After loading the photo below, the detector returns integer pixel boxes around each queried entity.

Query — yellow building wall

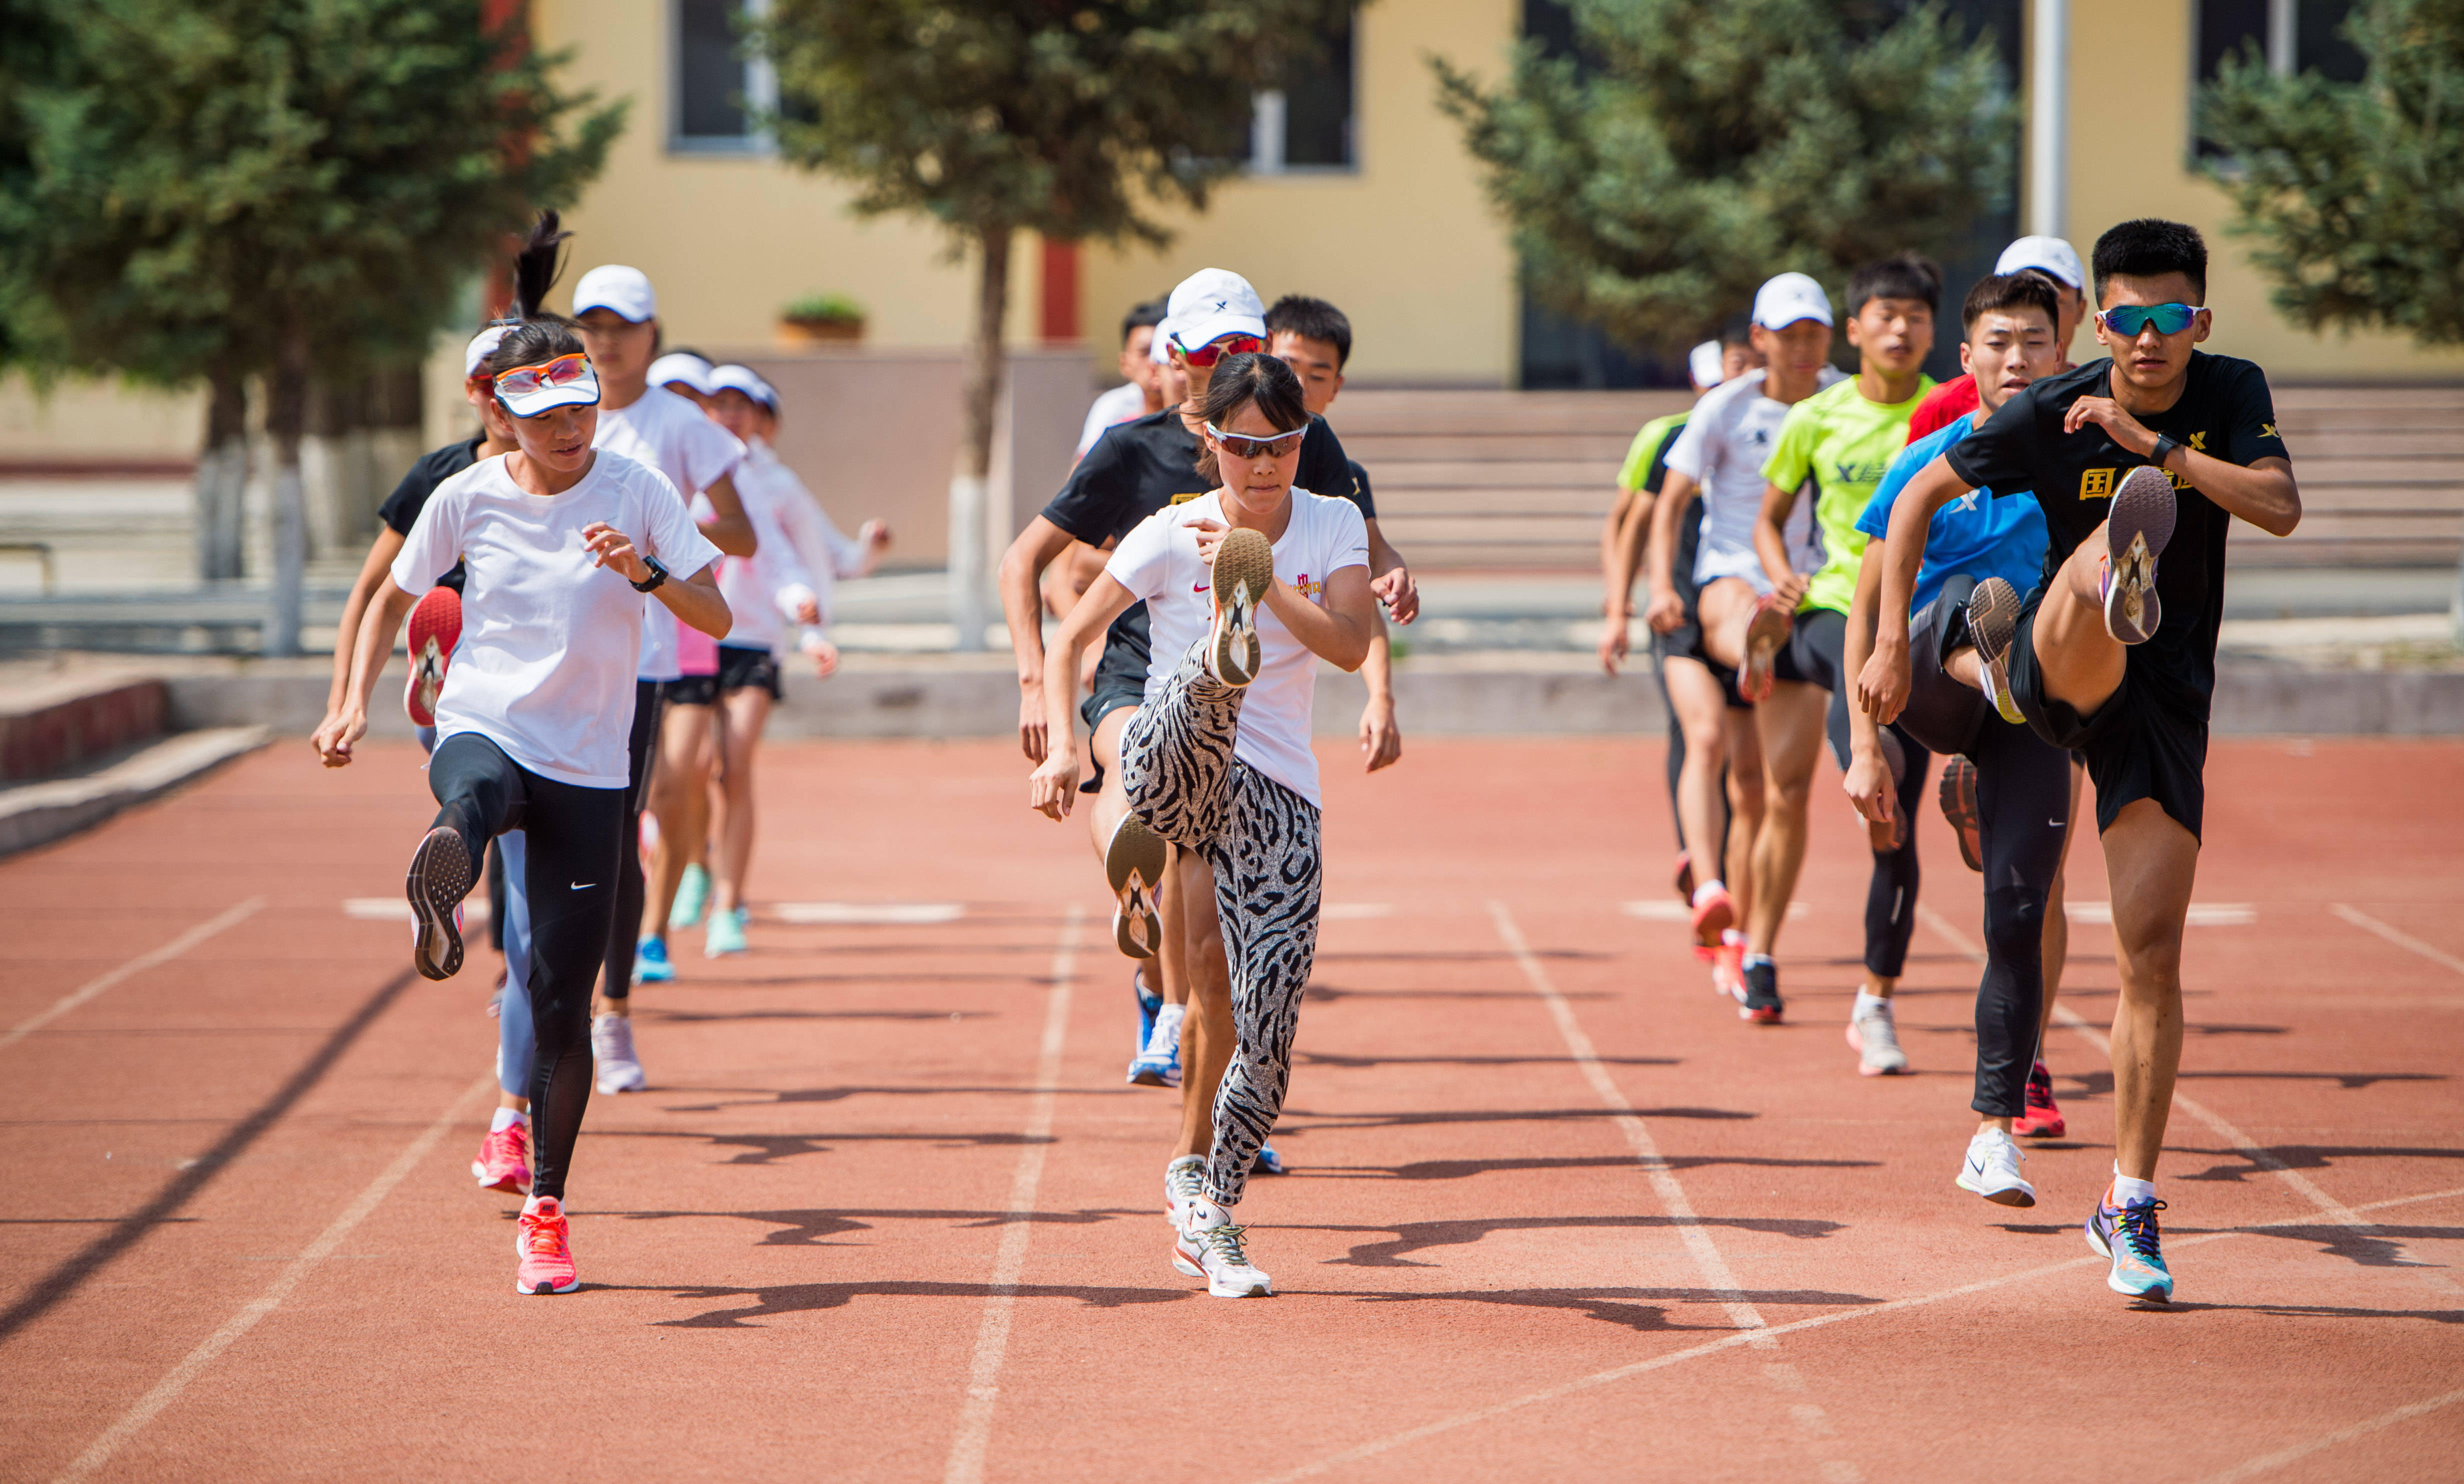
[2062,0,2464,379]
[1079,0,1522,386]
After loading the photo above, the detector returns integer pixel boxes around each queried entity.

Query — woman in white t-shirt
[315,320,728,1297]
[1027,354,1374,1299]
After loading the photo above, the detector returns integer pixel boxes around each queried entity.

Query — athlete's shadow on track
[1994,1217,2464,1270]
[594,1128,1051,1166]
[1278,1106,1756,1133]
[2062,1069,2444,1098]
[1298,1051,1680,1071]
[1316,1284,1880,1334]
[1299,1154,1879,1185]
[1306,1213,1847,1268]
[1303,982,1613,1003]
[596,1206,1136,1247]
[2108,1300,2464,1323]
[628,1280,1190,1328]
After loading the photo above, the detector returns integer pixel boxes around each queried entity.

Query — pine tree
[1432,0,2014,352]
[2201,0,2464,347]
[754,0,1354,648]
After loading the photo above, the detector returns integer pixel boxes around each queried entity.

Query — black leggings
[429,734,626,1201]
[1800,609,1927,981]
[1894,578,2074,1116]
[601,679,664,1002]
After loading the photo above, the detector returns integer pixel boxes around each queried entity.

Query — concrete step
[0,725,270,855]
[0,675,168,781]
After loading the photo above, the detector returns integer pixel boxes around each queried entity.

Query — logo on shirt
[2258,422,2280,441]
[1170,490,1203,505]
[1830,458,1892,488]
[1950,490,1981,515]
[2187,431,2208,452]
[2080,468,2116,500]
[1291,572,1322,600]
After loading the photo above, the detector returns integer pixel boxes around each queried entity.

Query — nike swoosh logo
[1192,582,1210,593]
[1968,1157,1988,1175]
[571,882,596,890]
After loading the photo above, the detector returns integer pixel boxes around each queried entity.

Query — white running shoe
[592,1014,647,1094]
[1846,1000,1909,1076]
[1164,1155,1207,1229]
[1173,1196,1272,1298]
[1956,1126,2036,1207]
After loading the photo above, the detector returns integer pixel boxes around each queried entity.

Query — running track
[3,736,2460,1482]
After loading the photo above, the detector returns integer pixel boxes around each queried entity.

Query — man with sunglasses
[1860,219,2300,1304]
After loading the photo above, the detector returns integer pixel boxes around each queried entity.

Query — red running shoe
[1740,593,1794,703]
[516,1196,580,1295]
[404,585,462,727]
[472,1120,531,1194]
[2014,1060,2066,1138]
[1688,883,1736,948]
[1695,934,1746,1004]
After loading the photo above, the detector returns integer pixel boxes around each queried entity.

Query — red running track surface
[1,736,2460,1482]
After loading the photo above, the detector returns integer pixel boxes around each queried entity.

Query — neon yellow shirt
[1617,412,1689,493]
[1761,375,1933,616]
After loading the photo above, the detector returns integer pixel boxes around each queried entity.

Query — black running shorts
[2008,584,2207,840]
[716,643,782,700]
[1078,602,1152,795]
[661,674,718,708]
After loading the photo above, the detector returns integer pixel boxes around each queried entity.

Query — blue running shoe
[1132,966,1160,1053]
[2086,1196,2172,1302]
[1128,1001,1184,1087]
[704,905,748,958]
[1252,1143,1286,1176]
[633,936,674,985]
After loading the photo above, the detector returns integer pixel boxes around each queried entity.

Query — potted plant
[777,292,866,346]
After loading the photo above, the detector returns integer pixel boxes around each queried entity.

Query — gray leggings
[496,832,537,1098]
[1120,639,1322,1208]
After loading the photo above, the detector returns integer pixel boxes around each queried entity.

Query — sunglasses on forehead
[493,352,592,401]
[1178,334,1264,368]
[1205,421,1306,460]
[2098,303,2204,337]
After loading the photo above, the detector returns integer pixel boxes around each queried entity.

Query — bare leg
[1696,576,1761,671]
[2032,524,2130,718]
[1661,657,1734,887]
[710,686,772,916]
[1720,707,1766,926]
[1086,707,1134,865]
[1744,680,1828,957]
[1174,849,1234,1161]
[616,701,714,1015]
[2102,798,2196,1182]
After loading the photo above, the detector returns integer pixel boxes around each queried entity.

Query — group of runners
[302,211,2292,1312]
[1602,219,2298,1304]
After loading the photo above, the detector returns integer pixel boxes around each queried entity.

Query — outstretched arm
[998,516,1082,763]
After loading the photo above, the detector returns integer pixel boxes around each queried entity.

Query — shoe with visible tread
[471,1120,532,1194]
[1688,883,1736,948]
[2014,1060,2066,1138]
[516,1196,580,1295]
[404,586,462,728]
[406,826,474,981]
[1174,1197,1273,1298]
[1939,756,1984,872]
[1104,812,1168,959]
[1740,594,1794,703]
[1206,527,1276,687]
[1955,1127,2036,1207]
[2086,1193,2173,1303]
[1740,959,1784,1024]
[1966,577,2026,724]
[2101,466,2175,645]
[1846,1001,1909,1075]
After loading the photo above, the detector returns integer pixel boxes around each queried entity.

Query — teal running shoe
[704,905,748,958]
[633,936,674,985]
[2086,1196,2172,1302]
[670,863,710,930]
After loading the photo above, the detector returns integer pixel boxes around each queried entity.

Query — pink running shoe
[404,585,462,727]
[515,1197,579,1295]
[472,1121,531,1194]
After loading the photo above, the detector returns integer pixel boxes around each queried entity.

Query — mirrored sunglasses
[1205,421,1306,460]
[2098,303,2202,338]
[494,352,592,401]
[1179,334,1264,368]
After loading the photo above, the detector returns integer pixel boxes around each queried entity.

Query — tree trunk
[948,223,1012,653]
[196,363,249,581]
[264,322,311,658]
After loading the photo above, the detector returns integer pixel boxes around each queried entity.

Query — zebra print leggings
[1120,638,1323,1208]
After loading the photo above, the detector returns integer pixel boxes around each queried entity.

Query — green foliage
[2201,0,2464,347]
[0,0,624,388]
[1432,0,2014,352]
[754,0,1358,249]
[782,291,865,323]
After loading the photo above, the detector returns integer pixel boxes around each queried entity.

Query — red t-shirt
[1906,374,1978,443]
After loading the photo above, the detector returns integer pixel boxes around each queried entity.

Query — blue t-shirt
[1856,416,2050,617]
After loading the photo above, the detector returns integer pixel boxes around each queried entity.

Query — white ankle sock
[1692,880,1727,909]
[490,1107,528,1133]
[1148,1002,1186,1051]
[1853,989,1890,1018]
[2110,1166,2156,1206]
[1743,953,1774,970]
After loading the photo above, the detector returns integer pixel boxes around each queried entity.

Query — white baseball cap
[708,363,780,411]
[1149,316,1174,364]
[1688,340,1725,391]
[574,264,656,323]
[462,325,509,378]
[1752,273,1834,331]
[648,352,715,395]
[1995,235,2085,291]
[1166,268,1267,353]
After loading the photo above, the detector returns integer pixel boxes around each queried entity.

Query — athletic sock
[1852,989,1890,1019]
[1692,880,1728,909]
[1743,953,1774,971]
[2110,1166,2156,1207]
[1721,929,1746,948]
[490,1107,528,1133]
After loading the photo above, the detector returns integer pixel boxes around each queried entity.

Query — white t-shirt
[1666,366,1842,592]
[1105,489,1368,809]
[1076,382,1149,457]
[592,387,744,680]
[720,440,875,649]
[390,451,722,789]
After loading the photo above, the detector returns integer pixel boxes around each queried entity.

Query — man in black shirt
[1860,219,2300,1305]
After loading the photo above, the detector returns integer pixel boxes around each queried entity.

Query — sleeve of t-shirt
[1348,460,1375,513]
[1300,418,1366,513]
[1760,401,1821,490]
[1906,376,1977,444]
[2222,362,2291,467]
[1857,422,1965,541]
[1102,509,1176,601]
[640,470,726,579]
[1041,432,1132,545]
[1616,425,1658,492]
[1323,496,1370,575]
[1642,426,1680,495]
[1076,400,1113,458]
[386,477,464,593]
[683,418,748,496]
[1664,409,1712,482]
[1942,386,2040,497]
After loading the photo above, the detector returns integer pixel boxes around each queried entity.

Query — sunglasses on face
[1205,421,1306,460]
[492,351,593,404]
[2098,303,2204,337]
[1179,334,1264,368]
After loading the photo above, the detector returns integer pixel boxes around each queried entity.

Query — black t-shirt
[377,436,484,594]
[1042,408,1368,547]
[1348,458,1374,512]
[1944,351,2288,712]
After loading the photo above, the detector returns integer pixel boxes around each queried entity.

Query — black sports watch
[2149,432,2184,470]
[630,555,670,593]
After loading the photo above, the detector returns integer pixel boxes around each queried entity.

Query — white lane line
[1248,1184,2464,1484]
[2190,1385,2464,1483]
[1489,900,1770,1343]
[4,897,266,1052]
[2330,903,2464,978]
[942,903,1083,1484]
[773,901,967,926]
[51,1073,492,1484]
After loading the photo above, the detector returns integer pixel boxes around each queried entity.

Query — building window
[674,0,776,153]
[1249,11,1357,173]
[2196,1,2366,152]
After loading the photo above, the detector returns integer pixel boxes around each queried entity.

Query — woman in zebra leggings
[1028,354,1376,1297]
